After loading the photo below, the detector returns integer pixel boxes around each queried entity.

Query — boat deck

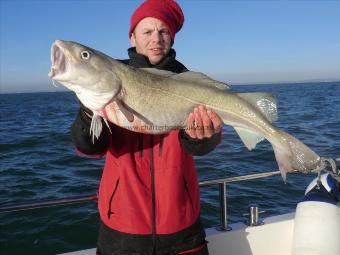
[60,213,295,255]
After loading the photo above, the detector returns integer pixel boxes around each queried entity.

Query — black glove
[178,129,221,156]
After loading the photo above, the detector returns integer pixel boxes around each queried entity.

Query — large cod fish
[48,40,322,180]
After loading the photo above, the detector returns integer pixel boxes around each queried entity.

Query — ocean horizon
[1,80,339,95]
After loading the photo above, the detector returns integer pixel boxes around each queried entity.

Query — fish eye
[81,50,91,60]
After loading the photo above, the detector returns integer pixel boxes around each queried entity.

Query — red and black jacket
[71,48,221,254]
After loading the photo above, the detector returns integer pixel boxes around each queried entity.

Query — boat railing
[198,170,284,230]
[0,170,285,230]
[1,157,339,230]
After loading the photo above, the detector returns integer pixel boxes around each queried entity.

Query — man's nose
[151,31,163,43]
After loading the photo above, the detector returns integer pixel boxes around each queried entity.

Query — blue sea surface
[0,82,339,254]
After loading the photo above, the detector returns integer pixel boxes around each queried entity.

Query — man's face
[130,17,172,65]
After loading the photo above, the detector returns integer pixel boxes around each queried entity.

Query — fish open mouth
[48,41,66,78]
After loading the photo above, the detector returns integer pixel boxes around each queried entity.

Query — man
[71,1,223,254]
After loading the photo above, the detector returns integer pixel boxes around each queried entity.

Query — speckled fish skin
[48,40,323,180]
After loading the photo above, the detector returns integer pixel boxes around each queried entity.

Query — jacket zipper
[158,134,164,157]
[138,134,143,157]
[183,177,194,212]
[150,135,157,251]
[107,178,120,219]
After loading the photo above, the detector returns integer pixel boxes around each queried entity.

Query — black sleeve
[71,105,111,155]
[178,129,221,156]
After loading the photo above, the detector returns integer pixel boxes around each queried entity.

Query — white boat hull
[60,213,295,255]
[207,213,294,255]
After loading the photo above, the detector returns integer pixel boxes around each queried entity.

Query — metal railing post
[218,182,231,231]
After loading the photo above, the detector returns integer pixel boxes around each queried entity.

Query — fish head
[48,40,121,110]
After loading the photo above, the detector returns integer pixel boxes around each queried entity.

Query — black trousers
[96,245,208,255]
[96,219,209,255]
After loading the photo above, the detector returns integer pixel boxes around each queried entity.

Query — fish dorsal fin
[140,68,176,78]
[237,93,278,122]
[140,68,230,90]
[174,71,230,90]
[234,127,265,150]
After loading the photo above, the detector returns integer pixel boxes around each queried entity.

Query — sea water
[0,82,339,254]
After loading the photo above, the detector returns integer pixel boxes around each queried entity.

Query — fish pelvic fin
[103,118,112,134]
[90,113,103,144]
[272,131,321,182]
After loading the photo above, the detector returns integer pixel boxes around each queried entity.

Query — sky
[1,0,340,93]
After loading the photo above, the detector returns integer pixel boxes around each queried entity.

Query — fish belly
[103,100,189,134]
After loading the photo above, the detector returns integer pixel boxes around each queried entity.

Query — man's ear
[130,33,136,47]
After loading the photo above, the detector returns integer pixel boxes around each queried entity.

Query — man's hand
[185,105,222,139]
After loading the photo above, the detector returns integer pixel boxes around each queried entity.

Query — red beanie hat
[129,0,184,42]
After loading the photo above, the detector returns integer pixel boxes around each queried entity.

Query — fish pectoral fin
[116,100,154,126]
[237,93,278,122]
[116,100,134,122]
[234,127,265,150]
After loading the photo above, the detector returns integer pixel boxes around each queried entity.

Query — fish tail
[272,131,321,181]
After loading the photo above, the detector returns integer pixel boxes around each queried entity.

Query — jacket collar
[127,47,177,71]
